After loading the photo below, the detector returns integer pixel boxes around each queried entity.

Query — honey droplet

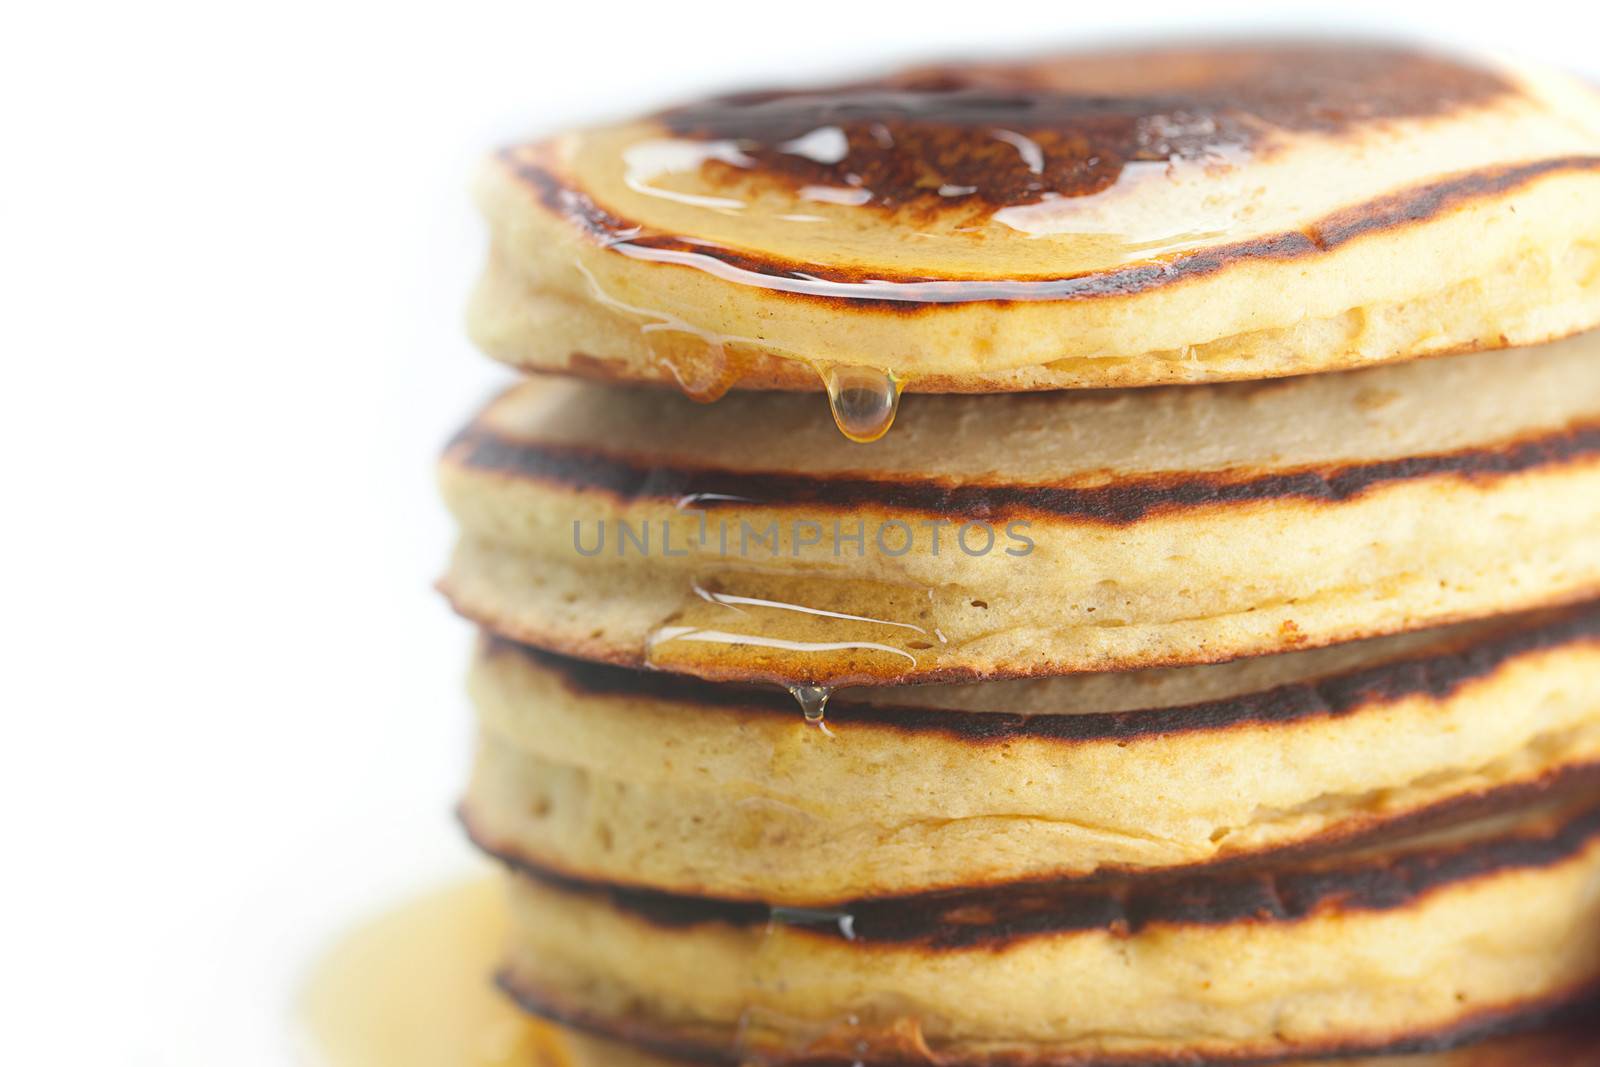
[646,329,739,402]
[823,365,902,443]
[788,684,834,734]
[573,259,749,402]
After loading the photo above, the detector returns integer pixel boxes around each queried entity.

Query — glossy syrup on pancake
[653,43,1509,194]
[619,487,965,700]
[639,570,962,697]
[582,49,1490,686]
[479,40,1588,437]
[581,42,1515,280]
[440,41,1600,1064]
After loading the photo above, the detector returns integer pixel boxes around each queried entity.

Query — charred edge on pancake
[492,970,1600,1067]
[482,601,1600,744]
[654,43,1514,211]
[464,762,1600,908]
[446,416,1600,525]
[502,148,1600,309]
[465,795,1600,948]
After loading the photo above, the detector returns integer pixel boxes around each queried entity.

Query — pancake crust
[471,41,1600,395]
[439,332,1600,684]
[461,604,1600,904]
[493,796,1600,1065]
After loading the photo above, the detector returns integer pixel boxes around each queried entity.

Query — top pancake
[471,40,1600,397]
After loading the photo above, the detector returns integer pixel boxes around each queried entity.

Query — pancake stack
[441,41,1600,1065]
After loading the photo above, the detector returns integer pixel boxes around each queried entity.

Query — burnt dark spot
[506,146,1600,306]
[480,600,1600,745]
[447,414,1600,526]
[654,42,1514,211]
[473,793,1600,950]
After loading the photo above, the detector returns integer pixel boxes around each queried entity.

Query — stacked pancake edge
[439,40,1600,1066]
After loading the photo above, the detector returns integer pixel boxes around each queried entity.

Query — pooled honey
[301,878,570,1067]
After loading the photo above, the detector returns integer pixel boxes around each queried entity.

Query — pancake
[470,41,1600,409]
[439,331,1600,685]
[460,602,1600,904]
[302,876,1600,1067]
[493,795,1600,1066]
[528,1015,1600,1067]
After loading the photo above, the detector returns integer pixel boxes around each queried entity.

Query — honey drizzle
[643,573,953,689]
[572,260,752,402]
[576,259,909,435]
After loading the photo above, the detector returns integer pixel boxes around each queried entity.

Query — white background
[4,2,1597,1063]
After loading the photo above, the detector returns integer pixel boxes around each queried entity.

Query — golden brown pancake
[531,1014,1600,1067]
[460,603,1600,905]
[471,41,1600,408]
[439,331,1600,686]
[304,875,1600,1067]
[493,795,1600,1066]
[444,38,1600,1067]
